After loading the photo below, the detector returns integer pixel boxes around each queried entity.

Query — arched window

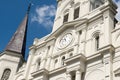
[93,34,100,51]
[63,9,69,23]
[61,56,65,65]
[37,61,41,69]
[92,32,100,52]
[1,69,11,80]
[36,59,41,71]
[95,36,99,50]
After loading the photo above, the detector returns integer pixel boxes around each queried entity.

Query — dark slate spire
[5,3,31,57]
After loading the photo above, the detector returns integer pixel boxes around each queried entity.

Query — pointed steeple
[5,4,31,57]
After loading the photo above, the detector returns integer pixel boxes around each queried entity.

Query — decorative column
[75,70,82,80]
[103,2,115,46]
[74,31,80,55]
[40,59,46,69]
[50,59,54,70]
[24,46,35,79]
[103,51,113,80]
[80,28,86,54]
[40,48,48,69]
[68,1,74,22]
[66,72,72,80]
[46,45,54,70]
[58,56,61,67]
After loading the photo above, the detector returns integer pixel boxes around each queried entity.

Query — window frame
[1,69,11,80]
[63,13,69,23]
[74,7,80,20]
[61,56,65,65]
[95,35,99,51]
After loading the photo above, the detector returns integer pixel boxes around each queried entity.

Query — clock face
[59,33,73,48]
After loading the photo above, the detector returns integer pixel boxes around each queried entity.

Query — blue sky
[0,0,57,59]
[0,0,120,60]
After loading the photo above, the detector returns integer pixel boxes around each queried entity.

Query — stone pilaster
[66,72,72,80]
[24,47,35,79]
[40,59,46,69]
[68,5,74,22]
[75,70,82,80]
[46,45,54,70]
[74,31,80,55]
[80,28,86,54]
[103,49,114,80]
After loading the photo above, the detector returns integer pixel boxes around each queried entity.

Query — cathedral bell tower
[0,4,30,80]
[52,0,117,32]
[2,0,119,80]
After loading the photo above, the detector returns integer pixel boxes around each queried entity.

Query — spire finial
[27,1,32,14]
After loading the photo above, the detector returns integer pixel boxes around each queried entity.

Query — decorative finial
[27,0,32,14]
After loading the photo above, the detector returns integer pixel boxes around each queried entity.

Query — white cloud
[31,5,56,29]
[32,1,120,29]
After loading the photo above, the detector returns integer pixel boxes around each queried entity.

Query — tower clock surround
[58,33,73,49]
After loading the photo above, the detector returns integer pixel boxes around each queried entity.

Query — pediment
[45,18,88,41]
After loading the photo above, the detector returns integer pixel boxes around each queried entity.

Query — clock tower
[1,0,120,80]
[21,0,119,80]
[19,0,120,80]
[52,0,105,32]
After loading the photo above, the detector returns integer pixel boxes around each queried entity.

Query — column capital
[75,68,83,72]
[66,72,72,80]
[66,71,71,75]
[76,70,82,74]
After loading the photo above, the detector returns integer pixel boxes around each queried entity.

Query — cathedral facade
[0,0,120,80]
